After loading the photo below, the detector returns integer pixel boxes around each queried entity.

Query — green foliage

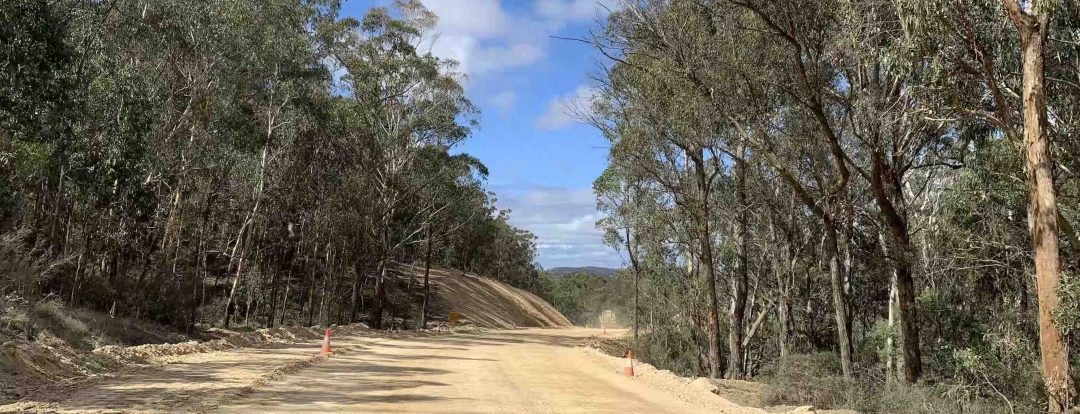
[585,0,1080,408]
[1055,271,1080,336]
[636,323,710,377]
[541,272,621,326]
[0,0,74,142]
[0,0,542,334]
[762,352,1038,413]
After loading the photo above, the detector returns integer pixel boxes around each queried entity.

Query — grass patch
[761,352,1045,413]
[2,298,196,350]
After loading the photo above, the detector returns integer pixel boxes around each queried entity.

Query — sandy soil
[218,328,775,414]
[0,329,411,413]
[399,265,573,329]
[3,328,817,413]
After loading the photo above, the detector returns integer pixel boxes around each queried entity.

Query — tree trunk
[190,185,215,331]
[625,226,641,346]
[825,221,853,379]
[279,266,292,326]
[350,259,363,323]
[771,190,796,363]
[729,152,749,379]
[778,288,790,361]
[266,264,279,328]
[773,238,792,363]
[420,226,434,330]
[870,153,922,382]
[887,270,897,379]
[691,152,723,379]
[224,246,245,329]
[893,250,920,382]
[371,259,387,329]
[70,251,84,306]
[1004,1,1074,408]
[306,254,317,326]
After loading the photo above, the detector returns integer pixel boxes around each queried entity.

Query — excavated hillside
[1,265,570,404]
[397,264,572,329]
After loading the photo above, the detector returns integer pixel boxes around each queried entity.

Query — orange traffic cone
[320,327,332,355]
[623,350,634,377]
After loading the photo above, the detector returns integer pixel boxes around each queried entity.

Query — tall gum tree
[588,52,729,377]
[898,0,1075,403]
[1002,0,1073,409]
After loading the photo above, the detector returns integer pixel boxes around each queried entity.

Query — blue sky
[340,0,623,269]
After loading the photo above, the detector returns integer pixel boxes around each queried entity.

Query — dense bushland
[584,0,1080,411]
[0,0,542,334]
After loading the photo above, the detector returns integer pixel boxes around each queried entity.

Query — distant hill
[546,266,619,278]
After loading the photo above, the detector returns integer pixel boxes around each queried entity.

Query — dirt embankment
[578,334,852,414]
[0,316,369,405]
[399,265,572,329]
[3,265,571,405]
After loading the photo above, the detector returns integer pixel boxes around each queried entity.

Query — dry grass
[760,352,1045,414]
[578,334,628,357]
[0,297,372,405]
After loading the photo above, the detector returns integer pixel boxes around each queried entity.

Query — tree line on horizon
[588,0,1080,412]
[0,0,543,334]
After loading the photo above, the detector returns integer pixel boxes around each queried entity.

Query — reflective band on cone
[320,328,332,355]
[623,350,634,377]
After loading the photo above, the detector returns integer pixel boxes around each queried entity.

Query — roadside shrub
[30,298,91,349]
[761,352,1040,413]
[0,231,38,301]
[636,325,709,377]
[0,293,31,341]
[761,352,852,409]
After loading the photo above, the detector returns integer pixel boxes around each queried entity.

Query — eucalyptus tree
[608,0,955,381]
[999,2,1072,407]
[591,0,862,378]
[214,0,334,328]
[1,0,546,335]
[584,0,1080,408]
[592,50,731,377]
[805,0,973,382]
[757,169,815,363]
[895,0,1077,405]
[0,0,74,229]
[594,165,647,343]
[711,0,865,378]
[410,148,489,329]
[334,2,475,328]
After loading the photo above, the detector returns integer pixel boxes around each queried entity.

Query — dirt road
[4,328,767,413]
[217,328,758,413]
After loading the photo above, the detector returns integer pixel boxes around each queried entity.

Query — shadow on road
[6,328,610,413]
[218,329,602,411]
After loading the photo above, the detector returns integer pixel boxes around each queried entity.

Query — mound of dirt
[0,336,119,403]
[399,265,572,329]
[0,323,370,405]
[577,340,851,414]
[94,323,369,364]
[578,334,628,357]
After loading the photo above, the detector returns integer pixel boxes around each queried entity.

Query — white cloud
[426,33,478,74]
[537,243,576,250]
[418,0,616,79]
[471,43,544,74]
[534,0,619,22]
[498,186,624,268]
[486,90,517,112]
[535,85,597,130]
[421,0,508,38]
